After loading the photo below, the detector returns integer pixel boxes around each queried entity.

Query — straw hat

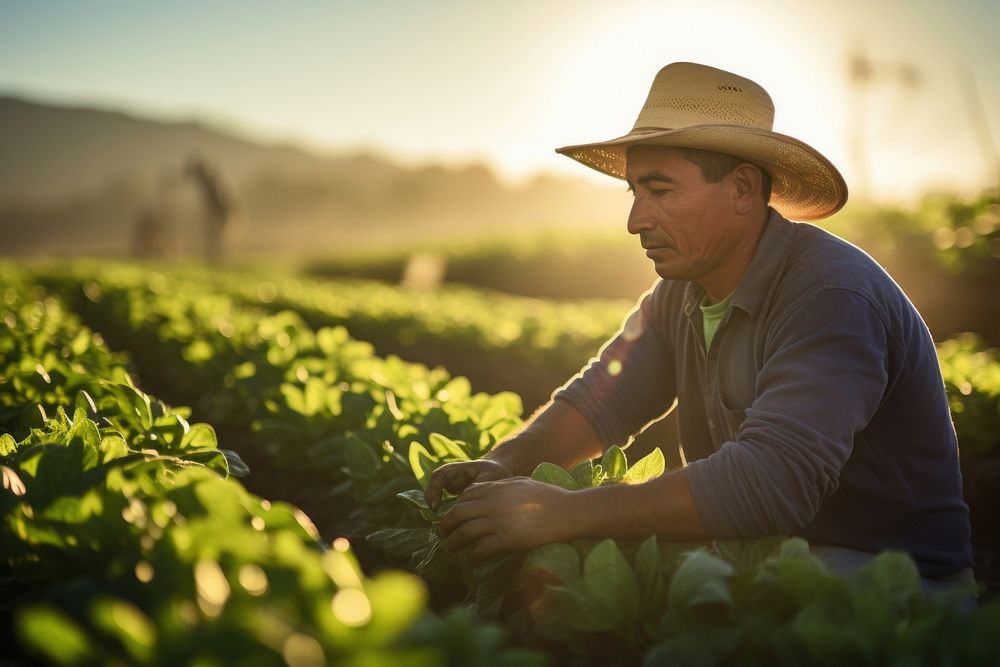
[555,62,848,221]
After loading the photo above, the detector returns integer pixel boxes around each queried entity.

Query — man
[424,63,973,592]
[185,156,237,263]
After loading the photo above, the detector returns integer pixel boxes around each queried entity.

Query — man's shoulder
[783,222,900,301]
[773,221,933,349]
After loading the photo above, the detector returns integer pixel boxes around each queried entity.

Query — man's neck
[698,207,770,304]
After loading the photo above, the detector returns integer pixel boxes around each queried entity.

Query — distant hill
[0,96,627,258]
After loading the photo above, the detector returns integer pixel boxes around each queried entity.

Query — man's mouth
[640,236,673,251]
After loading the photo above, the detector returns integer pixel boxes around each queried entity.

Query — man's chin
[650,260,683,281]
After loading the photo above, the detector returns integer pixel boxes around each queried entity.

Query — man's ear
[731,163,762,215]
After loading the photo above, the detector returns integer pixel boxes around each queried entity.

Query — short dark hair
[674,147,772,203]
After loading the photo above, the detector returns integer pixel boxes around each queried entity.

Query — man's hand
[423,459,512,512]
[438,477,572,562]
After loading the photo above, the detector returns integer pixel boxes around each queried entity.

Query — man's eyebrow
[626,172,679,189]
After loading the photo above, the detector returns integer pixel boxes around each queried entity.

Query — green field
[3,254,1000,665]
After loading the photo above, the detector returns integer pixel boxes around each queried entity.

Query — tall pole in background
[847,45,921,201]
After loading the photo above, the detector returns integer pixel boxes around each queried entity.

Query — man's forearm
[571,467,709,541]
[484,398,605,476]
[439,464,710,561]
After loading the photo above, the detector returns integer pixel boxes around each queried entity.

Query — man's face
[625,145,741,283]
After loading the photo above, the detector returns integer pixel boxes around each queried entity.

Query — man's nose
[627,198,654,235]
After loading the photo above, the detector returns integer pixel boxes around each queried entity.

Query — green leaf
[183,339,214,363]
[634,535,666,612]
[91,598,155,663]
[582,539,640,628]
[220,449,250,477]
[106,382,153,431]
[304,377,326,414]
[16,605,98,664]
[341,434,381,480]
[66,417,101,451]
[367,528,434,559]
[414,537,448,579]
[622,447,665,484]
[17,440,100,509]
[570,459,595,488]
[0,433,16,456]
[547,584,616,633]
[408,442,437,488]
[99,435,130,463]
[280,383,307,415]
[179,423,218,450]
[362,570,428,645]
[849,551,922,611]
[522,542,581,584]
[668,549,735,612]
[530,462,579,490]
[397,488,431,511]
[602,445,627,482]
[427,433,471,461]
[777,536,811,560]
[182,449,230,477]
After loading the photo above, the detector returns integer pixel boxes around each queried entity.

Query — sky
[1,0,998,202]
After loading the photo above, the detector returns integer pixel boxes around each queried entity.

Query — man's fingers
[439,498,486,536]
[445,517,494,552]
[456,481,491,502]
[424,463,475,510]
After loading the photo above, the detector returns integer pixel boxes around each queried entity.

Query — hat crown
[632,62,775,133]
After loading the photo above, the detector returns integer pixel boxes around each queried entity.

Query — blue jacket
[555,208,973,577]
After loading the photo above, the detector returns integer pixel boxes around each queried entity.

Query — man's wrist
[483,434,534,477]
[547,483,588,543]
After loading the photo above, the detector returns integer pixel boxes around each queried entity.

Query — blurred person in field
[185,156,239,263]
[425,62,975,606]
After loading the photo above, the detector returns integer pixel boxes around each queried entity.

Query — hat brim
[555,125,848,221]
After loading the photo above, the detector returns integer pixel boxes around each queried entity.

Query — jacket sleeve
[552,286,678,448]
[685,288,891,538]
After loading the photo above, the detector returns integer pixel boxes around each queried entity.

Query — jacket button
[708,418,717,430]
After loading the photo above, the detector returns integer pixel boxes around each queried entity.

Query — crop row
[65,261,1000,459]
[33,261,631,410]
[0,266,543,666]
[23,263,1000,664]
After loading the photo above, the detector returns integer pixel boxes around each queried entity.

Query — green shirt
[700,291,733,350]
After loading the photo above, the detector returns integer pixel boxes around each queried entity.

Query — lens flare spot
[932,227,956,250]
[238,564,269,596]
[331,588,372,627]
[257,281,278,303]
[135,561,155,583]
[195,559,231,617]
[282,633,325,667]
